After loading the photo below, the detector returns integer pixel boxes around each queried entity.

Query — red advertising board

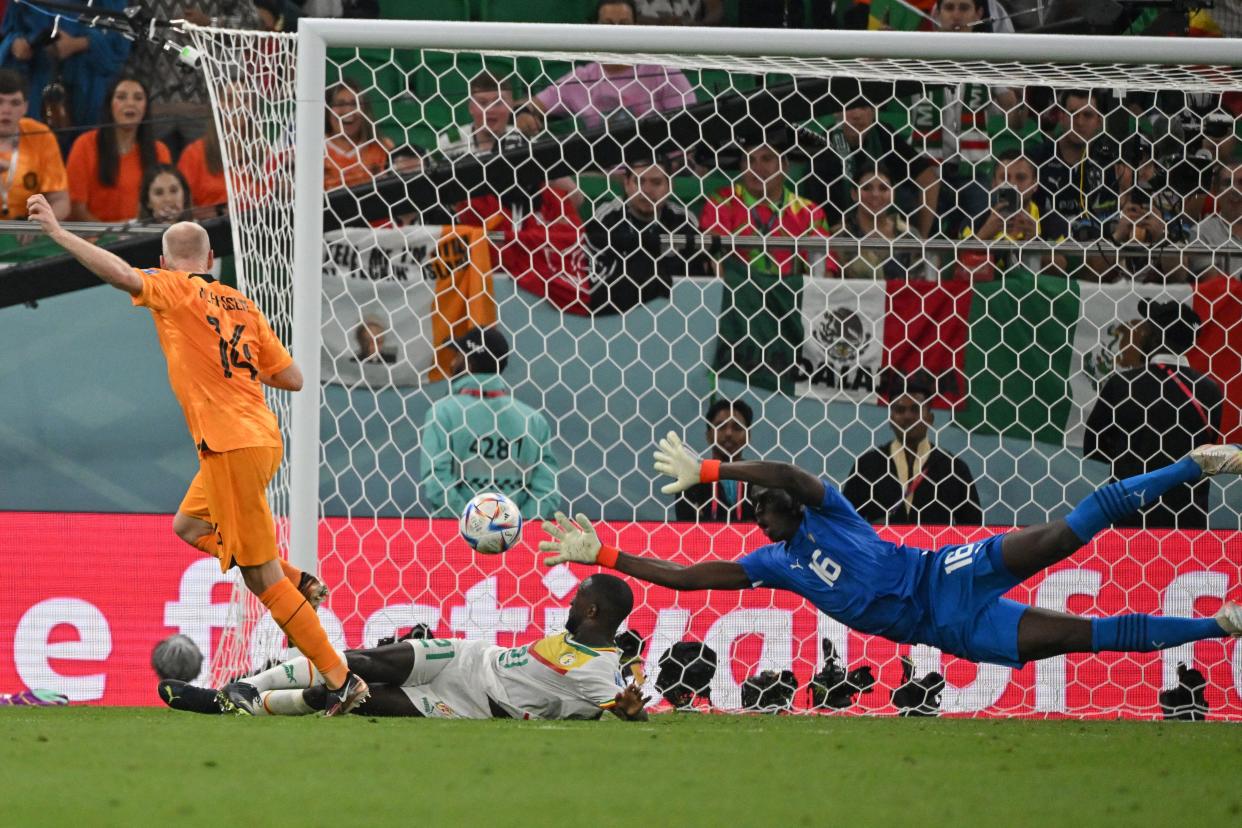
[2,512,1239,718]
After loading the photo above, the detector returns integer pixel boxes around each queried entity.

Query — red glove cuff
[700,459,721,484]
[597,546,620,568]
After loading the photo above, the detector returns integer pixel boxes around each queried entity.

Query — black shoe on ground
[158,679,225,715]
[220,680,263,716]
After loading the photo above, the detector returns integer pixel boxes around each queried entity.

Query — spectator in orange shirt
[177,118,227,210]
[0,68,68,219]
[66,74,171,222]
[324,79,393,192]
[138,164,193,223]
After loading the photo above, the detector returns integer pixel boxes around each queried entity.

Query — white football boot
[1215,602,1242,638]
[1188,444,1242,476]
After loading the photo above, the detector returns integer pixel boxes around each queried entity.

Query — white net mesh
[188,23,1242,717]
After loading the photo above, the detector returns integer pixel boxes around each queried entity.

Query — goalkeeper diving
[540,436,1242,668]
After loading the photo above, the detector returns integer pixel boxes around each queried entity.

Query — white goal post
[188,17,1242,716]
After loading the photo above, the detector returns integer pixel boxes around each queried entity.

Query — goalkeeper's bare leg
[996,445,1242,661]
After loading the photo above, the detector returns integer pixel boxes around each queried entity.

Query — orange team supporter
[324,137,390,190]
[0,117,68,219]
[66,129,171,221]
[177,137,228,208]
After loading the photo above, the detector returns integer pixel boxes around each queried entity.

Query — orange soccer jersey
[131,268,292,453]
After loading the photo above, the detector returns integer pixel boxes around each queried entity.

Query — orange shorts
[178,445,283,572]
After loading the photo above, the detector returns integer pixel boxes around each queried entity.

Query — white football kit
[398,633,626,720]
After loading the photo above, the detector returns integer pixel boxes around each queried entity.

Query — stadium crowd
[3,0,1242,531]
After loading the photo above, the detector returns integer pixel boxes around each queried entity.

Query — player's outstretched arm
[653,431,824,507]
[539,512,751,590]
[25,194,142,295]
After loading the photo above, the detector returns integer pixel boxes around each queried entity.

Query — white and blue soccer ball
[459,492,523,554]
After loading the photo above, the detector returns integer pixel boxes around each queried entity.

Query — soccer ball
[460,492,523,554]
[151,634,203,681]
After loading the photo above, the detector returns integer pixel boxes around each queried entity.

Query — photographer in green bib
[419,325,562,520]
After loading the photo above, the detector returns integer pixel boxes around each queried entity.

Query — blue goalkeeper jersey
[738,481,931,643]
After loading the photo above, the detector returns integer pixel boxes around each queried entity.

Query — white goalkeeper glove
[539,512,602,566]
[652,431,703,495]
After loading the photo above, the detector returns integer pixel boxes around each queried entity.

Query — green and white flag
[789,270,1195,446]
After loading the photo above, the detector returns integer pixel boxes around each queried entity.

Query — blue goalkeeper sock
[1091,614,1225,653]
[1064,457,1202,542]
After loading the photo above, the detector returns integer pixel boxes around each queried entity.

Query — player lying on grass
[161,574,649,721]
[541,434,1242,668]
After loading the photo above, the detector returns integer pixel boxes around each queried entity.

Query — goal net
[187,20,1242,718]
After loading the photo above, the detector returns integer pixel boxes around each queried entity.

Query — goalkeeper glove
[652,431,709,495]
[539,512,603,566]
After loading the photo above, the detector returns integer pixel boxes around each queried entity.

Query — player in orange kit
[26,193,369,716]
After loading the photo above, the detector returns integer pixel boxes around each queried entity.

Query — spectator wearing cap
[1084,300,1222,528]
[419,326,561,520]
[701,134,837,392]
[583,157,695,315]
[515,0,693,136]
[0,68,67,220]
[674,399,757,523]
[843,374,982,525]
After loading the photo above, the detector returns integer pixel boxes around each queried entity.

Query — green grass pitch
[3,708,1238,826]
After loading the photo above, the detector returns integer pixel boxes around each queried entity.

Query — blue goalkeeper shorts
[912,534,1030,668]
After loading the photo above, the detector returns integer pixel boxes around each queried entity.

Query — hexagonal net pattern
[188,24,1242,718]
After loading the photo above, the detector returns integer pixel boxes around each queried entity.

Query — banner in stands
[320,225,495,388]
[798,277,1206,448]
[2,512,1238,718]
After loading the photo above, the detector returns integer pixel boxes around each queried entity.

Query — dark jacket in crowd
[1084,358,1223,528]
[843,443,982,526]
[675,480,757,524]
[583,198,694,315]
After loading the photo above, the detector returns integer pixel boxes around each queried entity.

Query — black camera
[991,186,1021,218]
[1158,662,1209,721]
[655,641,717,710]
[376,623,434,648]
[807,639,876,710]
[1071,215,1104,243]
[890,655,945,717]
[740,669,798,713]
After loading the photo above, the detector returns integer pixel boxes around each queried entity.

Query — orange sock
[258,579,348,688]
[279,558,304,586]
